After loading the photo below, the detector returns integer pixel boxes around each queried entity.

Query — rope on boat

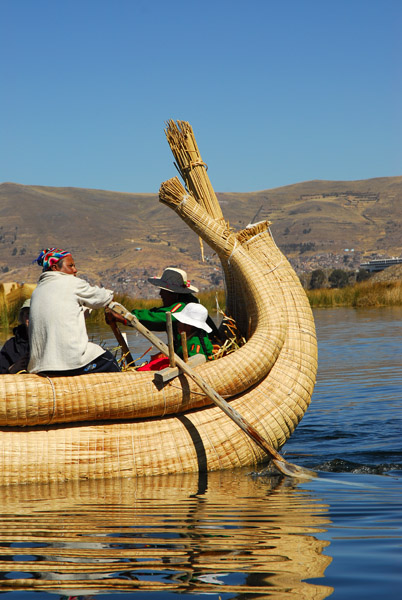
[263,261,283,275]
[228,233,283,275]
[166,382,231,399]
[43,375,57,424]
[179,194,190,208]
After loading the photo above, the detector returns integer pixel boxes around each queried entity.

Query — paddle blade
[272,458,317,480]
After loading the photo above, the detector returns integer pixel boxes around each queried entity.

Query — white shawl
[28,271,113,373]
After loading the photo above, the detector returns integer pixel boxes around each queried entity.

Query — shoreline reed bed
[307,280,402,308]
[2,280,401,330]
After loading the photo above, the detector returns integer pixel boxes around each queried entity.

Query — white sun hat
[173,303,212,333]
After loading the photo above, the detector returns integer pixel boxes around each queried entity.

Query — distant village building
[360,257,402,272]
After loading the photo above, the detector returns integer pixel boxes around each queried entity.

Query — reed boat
[0,121,318,485]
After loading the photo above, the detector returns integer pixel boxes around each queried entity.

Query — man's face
[52,254,77,276]
[20,308,29,328]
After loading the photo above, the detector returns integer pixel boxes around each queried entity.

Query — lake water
[0,307,400,599]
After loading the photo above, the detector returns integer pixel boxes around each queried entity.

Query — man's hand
[105,307,128,326]
[9,355,29,374]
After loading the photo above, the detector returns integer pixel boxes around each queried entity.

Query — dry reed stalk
[237,221,272,242]
[165,119,225,224]
[119,351,145,371]
[213,309,247,359]
[199,236,205,262]
[159,177,233,243]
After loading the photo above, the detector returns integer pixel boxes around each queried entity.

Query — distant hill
[1,176,401,297]
[371,263,402,282]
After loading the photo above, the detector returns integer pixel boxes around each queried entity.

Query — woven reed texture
[163,123,254,335]
[163,121,254,334]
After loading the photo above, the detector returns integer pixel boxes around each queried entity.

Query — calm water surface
[0,307,400,599]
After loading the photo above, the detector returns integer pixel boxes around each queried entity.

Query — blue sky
[1,0,401,193]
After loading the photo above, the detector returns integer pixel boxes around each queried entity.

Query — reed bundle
[236,220,272,242]
[165,119,225,224]
[164,120,242,321]
[159,177,233,249]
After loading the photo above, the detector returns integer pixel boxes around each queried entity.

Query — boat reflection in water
[0,469,333,599]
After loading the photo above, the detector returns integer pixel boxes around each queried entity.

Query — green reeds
[198,289,225,313]
[307,280,402,308]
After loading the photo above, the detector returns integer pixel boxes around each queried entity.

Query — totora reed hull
[0,122,317,485]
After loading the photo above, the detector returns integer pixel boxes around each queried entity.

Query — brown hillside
[1,177,401,297]
[371,264,402,282]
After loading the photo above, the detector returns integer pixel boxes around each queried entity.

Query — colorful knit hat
[34,248,71,272]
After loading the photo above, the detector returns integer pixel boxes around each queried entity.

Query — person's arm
[104,306,168,331]
[132,305,183,328]
[0,340,13,374]
[8,354,29,374]
[75,278,114,310]
[105,303,186,332]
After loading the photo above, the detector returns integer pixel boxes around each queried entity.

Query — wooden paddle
[105,310,135,367]
[107,301,316,480]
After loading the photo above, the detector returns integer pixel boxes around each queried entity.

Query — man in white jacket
[28,248,120,375]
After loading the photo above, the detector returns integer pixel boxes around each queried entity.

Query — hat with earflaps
[34,248,72,272]
[148,268,199,294]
